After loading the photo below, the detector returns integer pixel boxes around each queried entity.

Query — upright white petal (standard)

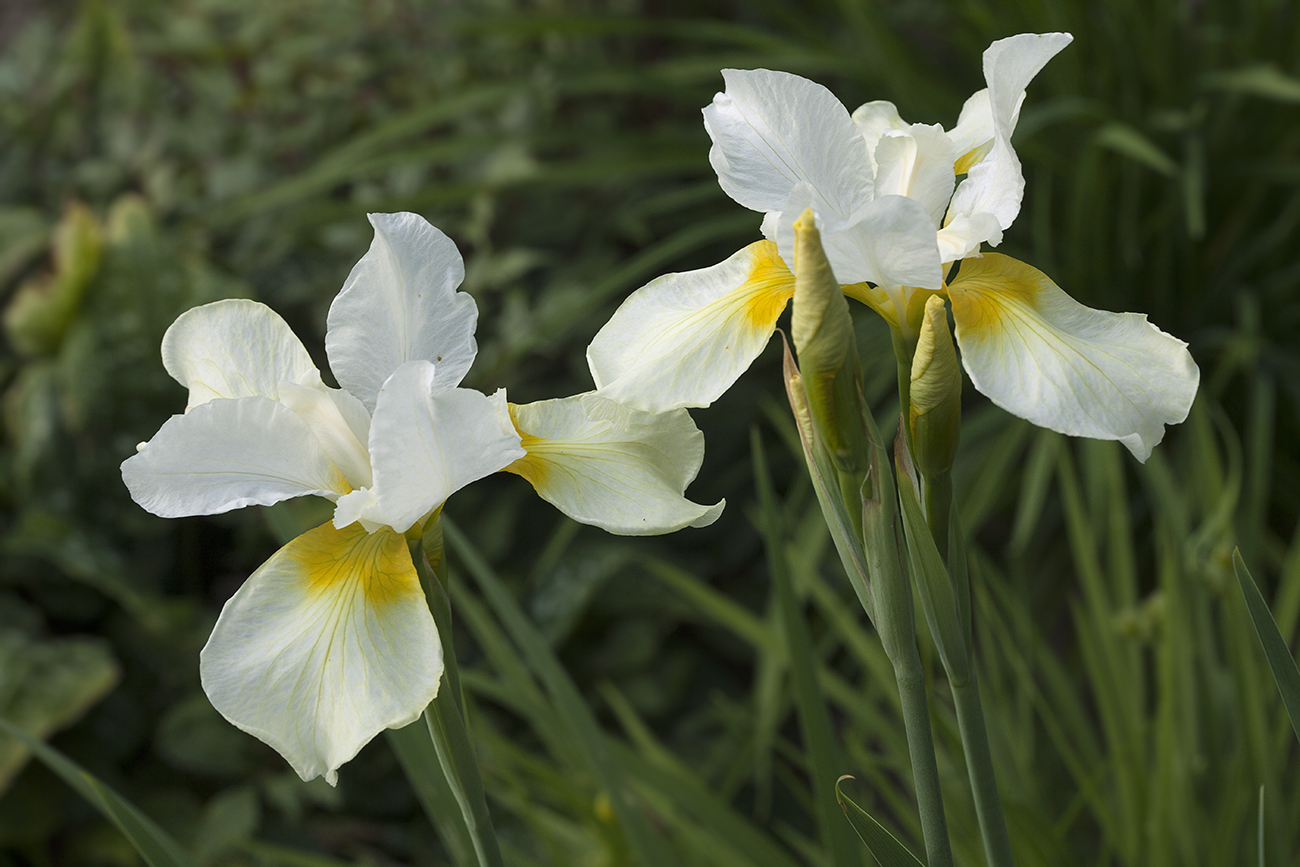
[850,100,909,172]
[122,397,350,518]
[871,125,958,227]
[326,213,479,411]
[704,68,873,225]
[162,299,317,410]
[948,33,1073,232]
[588,241,795,413]
[948,254,1199,462]
[363,360,525,534]
[506,394,723,535]
[278,373,374,489]
[200,521,441,786]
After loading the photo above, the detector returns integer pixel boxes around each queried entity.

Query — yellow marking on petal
[503,404,548,488]
[738,241,796,331]
[287,521,420,608]
[946,253,1043,338]
[954,141,993,176]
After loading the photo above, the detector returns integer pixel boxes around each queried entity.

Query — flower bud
[908,294,962,477]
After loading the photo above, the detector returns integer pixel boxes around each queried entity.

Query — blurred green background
[1,0,1298,865]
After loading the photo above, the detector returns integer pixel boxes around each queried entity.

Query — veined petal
[873,124,958,227]
[363,361,525,533]
[704,69,873,222]
[279,371,374,489]
[948,253,1199,461]
[200,521,441,786]
[776,193,942,289]
[122,397,349,518]
[948,33,1072,232]
[506,394,724,535]
[326,213,478,411]
[587,241,794,413]
[162,299,317,410]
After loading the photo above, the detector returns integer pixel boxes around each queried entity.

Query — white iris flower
[589,33,1199,462]
[122,212,720,785]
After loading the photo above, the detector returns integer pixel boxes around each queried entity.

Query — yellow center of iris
[739,241,797,331]
[291,521,420,607]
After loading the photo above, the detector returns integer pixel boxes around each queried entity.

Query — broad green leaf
[1202,65,1300,102]
[835,776,926,867]
[1233,550,1300,744]
[0,629,119,791]
[0,716,197,867]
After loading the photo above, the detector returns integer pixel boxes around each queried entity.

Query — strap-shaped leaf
[0,716,197,867]
[836,776,926,867]
[1233,549,1300,744]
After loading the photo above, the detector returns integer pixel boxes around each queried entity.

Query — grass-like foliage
[0,0,1297,865]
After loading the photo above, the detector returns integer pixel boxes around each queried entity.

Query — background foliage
[1,0,1298,865]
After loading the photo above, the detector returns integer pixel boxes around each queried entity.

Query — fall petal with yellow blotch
[200,521,441,786]
[507,393,723,535]
[948,253,1199,461]
[587,240,795,412]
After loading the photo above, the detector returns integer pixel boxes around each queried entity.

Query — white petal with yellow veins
[588,240,795,412]
[948,254,1199,462]
[121,396,350,517]
[507,393,723,535]
[200,522,441,786]
[162,299,317,410]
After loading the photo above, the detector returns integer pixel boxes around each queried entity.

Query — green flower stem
[410,527,505,867]
[952,674,1015,867]
[922,471,952,564]
[894,646,954,867]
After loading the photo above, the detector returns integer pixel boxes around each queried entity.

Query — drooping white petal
[362,361,525,533]
[279,371,374,489]
[326,213,478,411]
[506,394,724,535]
[161,299,317,410]
[122,397,350,518]
[775,192,942,290]
[704,69,873,224]
[948,33,1073,232]
[850,100,909,171]
[948,253,1199,462]
[872,125,958,227]
[200,521,441,786]
[587,240,795,413]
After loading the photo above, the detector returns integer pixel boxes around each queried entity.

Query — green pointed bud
[790,209,869,475]
[908,294,962,478]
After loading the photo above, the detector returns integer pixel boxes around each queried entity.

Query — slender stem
[952,674,1015,867]
[894,649,953,867]
[922,471,952,564]
[410,532,505,867]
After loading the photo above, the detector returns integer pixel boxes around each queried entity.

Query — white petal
[948,253,1199,462]
[326,213,478,411]
[948,33,1073,232]
[775,192,942,289]
[161,299,317,410]
[279,371,374,490]
[703,69,873,223]
[872,124,958,226]
[507,394,724,535]
[587,241,794,412]
[936,212,1004,263]
[850,100,909,171]
[364,361,525,533]
[946,89,996,174]
[200,522,441,786]
[121,397,350,518]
